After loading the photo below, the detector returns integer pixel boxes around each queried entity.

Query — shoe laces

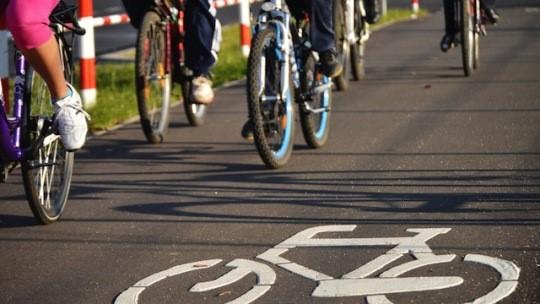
[56,99,91,121]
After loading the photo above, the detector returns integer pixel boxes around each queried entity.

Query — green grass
[84,8,426,133]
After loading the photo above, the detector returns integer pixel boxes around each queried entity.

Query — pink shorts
[1,0,60,50]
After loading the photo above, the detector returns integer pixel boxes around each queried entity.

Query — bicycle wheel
[136,10,171,143]
[247,26,295,169]
[460,0,474,76]
[182,80,207,126]
[351,0,366,81]
[333,0,349,91]
[299,54,332,148]
[21,66,74,224]
[472,0,480,69]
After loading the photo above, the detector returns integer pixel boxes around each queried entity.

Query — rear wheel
[460,0,474,76]
[299,54,332,148]
[472,0,480,69]
[333,0,349,91]
[21,66,74,224]
[351,0,366,80]
[136,11,171,143]
[247,27,295,169]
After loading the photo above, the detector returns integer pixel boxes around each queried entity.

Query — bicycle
[450,0,483,76]
[135,0,207,144]
[0,1,85,224]
[333,0,370,91]
[246,0,334,169]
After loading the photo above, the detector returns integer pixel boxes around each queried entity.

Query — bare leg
[20,35,68,100]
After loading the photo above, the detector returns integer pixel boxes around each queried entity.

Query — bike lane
[0,1,539,303]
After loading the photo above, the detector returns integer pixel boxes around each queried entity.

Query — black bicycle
[448,0,483,76]
[135,0,207,144]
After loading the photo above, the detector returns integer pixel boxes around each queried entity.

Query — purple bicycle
[0,1,85,224]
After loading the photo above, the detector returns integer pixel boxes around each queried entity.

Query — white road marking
[464,254,521,304]
[379,253,457,278]
[114,259,222,304]
[190,259,276,304]
[342,254,402,279]
[114,226,521,303]
[190,259,276,291]
[312,277,464,297]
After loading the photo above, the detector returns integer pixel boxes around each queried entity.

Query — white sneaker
[191,75,214,104]
[54,83,90,151]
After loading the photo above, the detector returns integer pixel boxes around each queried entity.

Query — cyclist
[121,0,221,105]
[241,0,343,140]
[0,0,89,151]
[440,0,499,52]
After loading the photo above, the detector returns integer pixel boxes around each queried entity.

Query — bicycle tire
[333,0,349,91]
[21,66,74,224]
[182,80,207,126]
[460,0,474,76]
[299,54,332,148]
[472,0,480,70]
[351,0,366,81]
[247,27,295,169]
[136,10,172,144]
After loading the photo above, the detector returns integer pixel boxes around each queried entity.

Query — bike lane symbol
[115,225,520,304]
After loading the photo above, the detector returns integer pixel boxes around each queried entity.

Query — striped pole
[239,0,251,57]
[411,0,420,18]
[0,20,9,110]
[78,0,97,109]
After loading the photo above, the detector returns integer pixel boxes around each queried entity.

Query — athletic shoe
[483,8,499,24]
[191,75,214,104]
[440,34,456,52]
[320,48,343,78]
[54,83,90,151]
[241,119,254,142]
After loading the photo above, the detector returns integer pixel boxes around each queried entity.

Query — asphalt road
[1,1,540,303]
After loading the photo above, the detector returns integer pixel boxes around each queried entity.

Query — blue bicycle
[246,0,333,169]
[0,1,84,224]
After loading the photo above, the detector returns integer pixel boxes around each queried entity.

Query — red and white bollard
[239,0,251,57]
[411,0,420,18]
[78,0,97,109]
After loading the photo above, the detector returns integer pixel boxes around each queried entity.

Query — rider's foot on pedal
[54,83,90,152]
[483,8,499,24]
[440,34,456,52]
[365,0,380,24]
[320,48,343,78]
[241,119,254,142]
[191,74,214,105]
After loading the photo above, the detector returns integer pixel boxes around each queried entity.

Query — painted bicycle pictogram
[115,225,520,304]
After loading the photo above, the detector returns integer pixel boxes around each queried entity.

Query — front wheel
[247,27,295,169]
[299,54,332,148]
[136,11,171,143]
[460,0,474,76]
[21,67,74,224]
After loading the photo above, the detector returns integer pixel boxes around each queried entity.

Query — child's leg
[6,0,68,100]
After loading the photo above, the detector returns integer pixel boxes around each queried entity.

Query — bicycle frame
[0,51,27,163]
[254,0,295,102]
